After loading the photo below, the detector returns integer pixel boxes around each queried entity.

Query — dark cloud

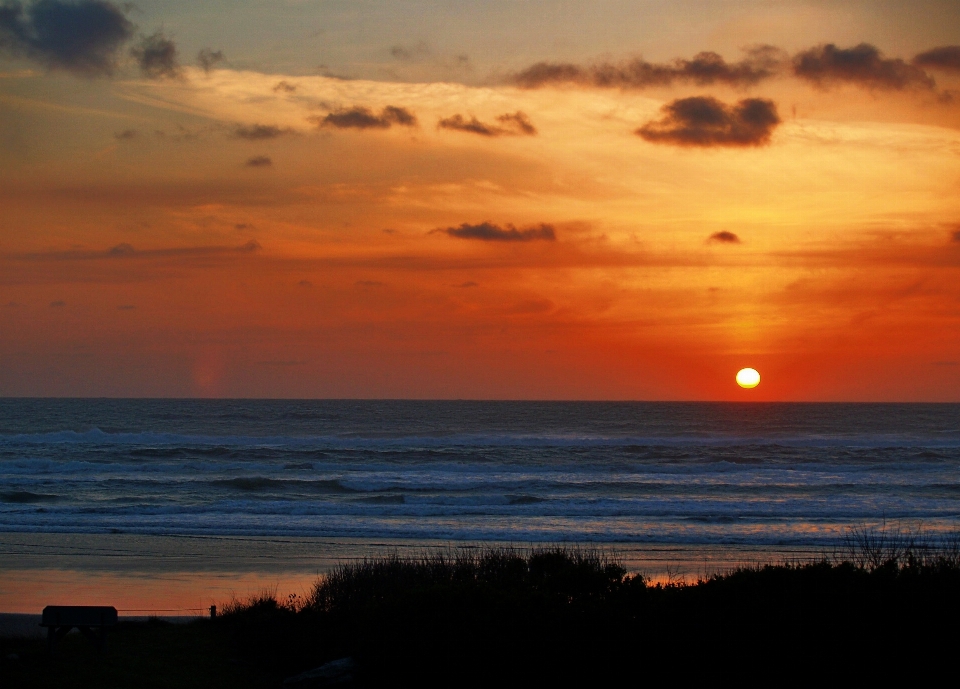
[273,80,296,93]
[117,304,135,310]
[636,97,780,147]
[437,111,536,137]
[316,105,418,130]
[234,124,291,140]
[458,281,478,288]
[0,0,133,76]
[952,229,960,243]
[916,46,960,72]
[196,47,223,73]
[514,46,784,89]
[793,43,934,90]
[709,231,740,243]
[390,42,429,62]
[131,31,179,79]
[49,300,64,307]
[497,112,537,135]
[114,128,137,140]
[355,280,383,287]
[107,242,135,256]
[245,155,272,167]
[297,279,312,287]
[439,222,556,242]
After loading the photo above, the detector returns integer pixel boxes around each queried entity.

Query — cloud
[437,111,537,137]
[117,304,135,310]
[390,42,430,62]
[234,124,291,140]
[272,80,296,93]
[107,242,135,256]
[315,105,418,130]
[439,222,556,242]
[0,0,133,76]
[457,281,478,288]
[513,46,784,89]
[793,43,934,90]
[952,229,960,243]
[114,128,137,140]
[355,280,383,287]
[636,96,780,147]
[131,31,179,79]
[915,46,960,72]
[196,47,223,73]
[709,231,740,243]
[245,155,272,167]
[297,279,312,287]
[49,299,64,307]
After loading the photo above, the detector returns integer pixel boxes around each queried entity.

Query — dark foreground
[3,531,959,687]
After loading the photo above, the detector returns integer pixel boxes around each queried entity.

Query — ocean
[2,399,959,546]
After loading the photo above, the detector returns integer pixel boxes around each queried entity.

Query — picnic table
[41,606,118,652]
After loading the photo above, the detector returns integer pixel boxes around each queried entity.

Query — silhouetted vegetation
[4,526,960,686]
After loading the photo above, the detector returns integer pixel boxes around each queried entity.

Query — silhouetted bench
[41,606,118,652]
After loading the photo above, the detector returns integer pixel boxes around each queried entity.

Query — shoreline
[1,531,828,614]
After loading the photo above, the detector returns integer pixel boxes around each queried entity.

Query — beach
[2,399,959,616]
[0,531,828,615]
[2,400,959,685]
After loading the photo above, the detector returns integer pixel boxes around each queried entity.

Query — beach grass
[3,526,960,686]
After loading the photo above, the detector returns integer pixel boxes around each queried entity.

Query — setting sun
[736,368,761,389]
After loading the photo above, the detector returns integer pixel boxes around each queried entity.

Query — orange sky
[1,1,960,399]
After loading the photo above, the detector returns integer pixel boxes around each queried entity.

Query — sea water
[2,400,959,546]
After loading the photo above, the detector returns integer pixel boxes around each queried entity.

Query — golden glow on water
[736,368,761,389]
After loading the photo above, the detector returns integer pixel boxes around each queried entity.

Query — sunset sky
[2,0,959,400]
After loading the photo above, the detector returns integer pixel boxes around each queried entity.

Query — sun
[736,368,761,388]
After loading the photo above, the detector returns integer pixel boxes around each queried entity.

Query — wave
[3,427,960,449]
[210,478,360,493]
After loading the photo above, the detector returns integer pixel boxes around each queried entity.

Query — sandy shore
[1,531,825,614]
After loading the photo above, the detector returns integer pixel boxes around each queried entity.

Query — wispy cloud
[513,46,784,89]
[234,124,292,140]
[131,31,180,79]
[196,47,224,73]
[314,105,417,130]
[437,111,536,137]
[637,97,780,147]
[438,222,556,242]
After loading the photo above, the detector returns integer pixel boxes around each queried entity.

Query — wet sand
[1,531,825,615]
